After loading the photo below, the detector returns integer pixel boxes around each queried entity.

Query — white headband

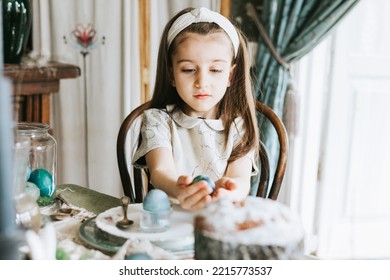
[167,7,239,57]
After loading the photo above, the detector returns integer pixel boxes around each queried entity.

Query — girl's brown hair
[150,7,259,163]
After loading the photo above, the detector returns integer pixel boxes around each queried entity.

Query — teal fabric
[249,0,360,195]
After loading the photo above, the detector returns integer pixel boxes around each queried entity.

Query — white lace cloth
[28,203,110,260]
[30,203,186,260]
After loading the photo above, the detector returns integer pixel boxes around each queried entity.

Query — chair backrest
[117,101,151,203]
[117,100,288,203]
[255,101,289,200]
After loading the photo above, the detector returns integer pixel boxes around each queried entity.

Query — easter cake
[194,196,305,260]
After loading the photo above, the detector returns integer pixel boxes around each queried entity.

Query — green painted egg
[28,168,55,197]
[25,182,40,201]
[192,175,215,195]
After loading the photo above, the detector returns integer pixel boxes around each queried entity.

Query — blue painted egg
[125,253,152,260]
[143,189,170,212]
[28,168,55,197]
[192,175,215,195]
[25,182,40,201]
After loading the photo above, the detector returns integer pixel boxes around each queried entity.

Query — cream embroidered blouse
[131,105,258,181]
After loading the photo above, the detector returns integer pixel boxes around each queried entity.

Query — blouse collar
[166,105,225,131]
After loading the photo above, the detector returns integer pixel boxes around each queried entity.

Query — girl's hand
[213,177,238,199]
[175,175,212,211]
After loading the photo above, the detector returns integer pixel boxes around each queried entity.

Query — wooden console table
[3,62,81,125]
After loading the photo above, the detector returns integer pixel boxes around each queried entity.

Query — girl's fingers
[224,179,237,191]
[177,178,211,199]
[212,177,238,199]
[177,175,192,187]
[215,177,237,191]
[212,187,231,199]
[176,179,213,210]
[181,191,212,211]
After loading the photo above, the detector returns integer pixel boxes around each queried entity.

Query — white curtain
[31,0,218,198]
[32,0,140,197]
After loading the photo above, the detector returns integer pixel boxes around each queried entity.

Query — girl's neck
[181,103,218,119]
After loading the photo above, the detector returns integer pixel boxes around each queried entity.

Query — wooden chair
[117,100,288,203]
[255,101,289,200]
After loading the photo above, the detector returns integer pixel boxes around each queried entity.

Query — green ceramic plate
[79,216,194,257]
[79,217,126,254]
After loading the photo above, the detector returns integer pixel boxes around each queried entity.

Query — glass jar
[16,122,57,204]
[13,135,41,232]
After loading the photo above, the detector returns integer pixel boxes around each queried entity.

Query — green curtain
[232,0,361,195]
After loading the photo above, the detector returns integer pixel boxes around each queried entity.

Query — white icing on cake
[196,196,304,246]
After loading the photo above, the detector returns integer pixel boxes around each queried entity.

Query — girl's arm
[145,147,212,211]
[214,155,253,200]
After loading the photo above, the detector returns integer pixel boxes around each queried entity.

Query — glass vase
[2,0,32,64]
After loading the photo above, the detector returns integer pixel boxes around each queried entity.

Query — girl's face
[170,32,236,119]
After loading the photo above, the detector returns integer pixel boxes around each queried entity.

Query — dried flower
[71,23,97,51]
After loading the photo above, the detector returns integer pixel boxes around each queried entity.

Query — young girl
[132,7,259,211]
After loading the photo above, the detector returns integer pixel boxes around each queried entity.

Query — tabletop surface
[36,184,313,260]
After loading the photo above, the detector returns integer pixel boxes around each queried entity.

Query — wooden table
[3,62,81,125]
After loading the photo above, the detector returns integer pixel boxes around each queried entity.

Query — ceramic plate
[95,204,195,252]
[79,217,125,254]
